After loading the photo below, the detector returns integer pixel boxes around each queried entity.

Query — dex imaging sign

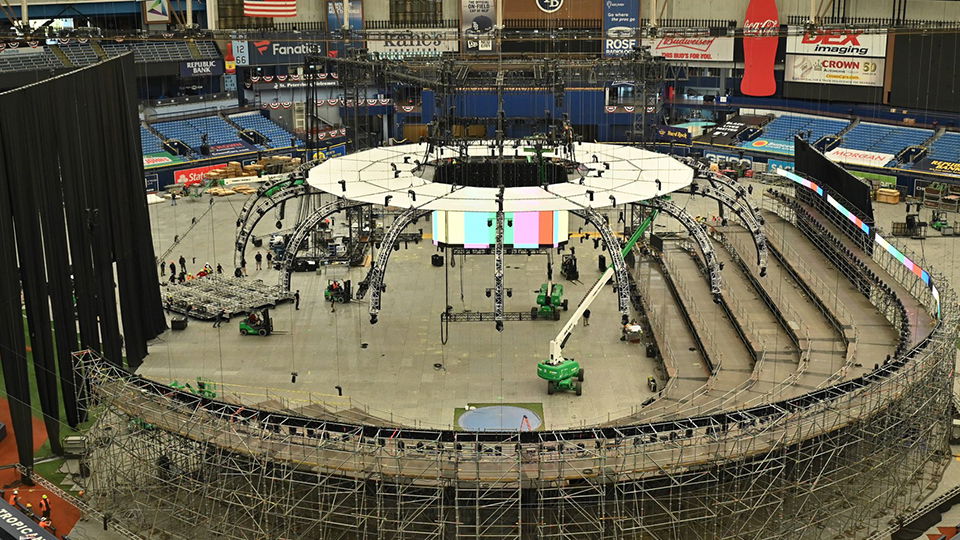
[787,28,887,58]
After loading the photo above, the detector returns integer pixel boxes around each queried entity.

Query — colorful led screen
[432,210,569,248]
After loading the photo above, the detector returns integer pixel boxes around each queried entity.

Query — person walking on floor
[6,490,18,507]
[178,255,186,274]
[169,261,176,277]
[160,260,165,276]
[294,290,300,310]
[216,263,223,275]
[583,309,591,326]
[255,252,263,271]
[241,259,248,276]
[266,252,273,268]
[213,309,226,328]
[39,494,50,520]
[170,192,177,206]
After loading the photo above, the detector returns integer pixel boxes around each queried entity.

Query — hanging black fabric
[0,54,167,465]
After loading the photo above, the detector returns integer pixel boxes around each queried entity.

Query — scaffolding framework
[76,193,958,539]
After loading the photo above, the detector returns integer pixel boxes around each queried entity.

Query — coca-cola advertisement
[741,0,780,96]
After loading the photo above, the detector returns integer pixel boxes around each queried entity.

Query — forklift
[531,283,568,321]
[324,279,353,303]
[560,253,579,281]
[239,308,273,336]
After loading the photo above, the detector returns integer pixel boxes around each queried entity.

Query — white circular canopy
[307,141,693,212]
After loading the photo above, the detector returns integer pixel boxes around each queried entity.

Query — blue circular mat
[458,405,542,431]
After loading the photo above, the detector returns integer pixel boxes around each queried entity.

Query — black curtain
[0,55,166,468]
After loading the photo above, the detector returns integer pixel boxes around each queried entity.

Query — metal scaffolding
[75,193,958,539]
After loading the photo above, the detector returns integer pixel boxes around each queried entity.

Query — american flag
[244,0,297,17]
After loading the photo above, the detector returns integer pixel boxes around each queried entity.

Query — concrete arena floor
[143,192,674,430]
[141,181,960,430]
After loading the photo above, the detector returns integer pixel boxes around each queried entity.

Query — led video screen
[432,210,569,248]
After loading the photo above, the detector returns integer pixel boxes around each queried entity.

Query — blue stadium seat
[140,126,165,155]
[151,116,243,152]
[926,132,960,161]
[840,122,931,156]
[760,114,846,141]
[229,112,297,149]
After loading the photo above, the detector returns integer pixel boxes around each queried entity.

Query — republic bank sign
[368,29,459,55]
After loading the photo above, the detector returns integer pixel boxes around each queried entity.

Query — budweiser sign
[643,36,734,61]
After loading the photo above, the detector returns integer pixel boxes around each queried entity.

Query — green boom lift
[538,207,660,396]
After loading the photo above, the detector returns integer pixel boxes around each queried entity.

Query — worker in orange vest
[38,518,52,530]
[5,490,18,506]
[39,494,50,519]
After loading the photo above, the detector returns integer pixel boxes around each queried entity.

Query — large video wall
[432,210,569,249]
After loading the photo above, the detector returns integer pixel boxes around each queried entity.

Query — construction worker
[6,489,18,506]
[39,494,50,519]
[23,503,33,517]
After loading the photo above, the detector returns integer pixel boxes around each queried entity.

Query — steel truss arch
[573,207,632,322]
[276,198,367,290]
[356,207,430,323]
[234,179,314,268]
[641,197,724,298]
[682,182,768,271]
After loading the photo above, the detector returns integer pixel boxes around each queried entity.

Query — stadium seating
[229,112,296,148]
[840,122,932,157]
[195,41,221,59]
[140,126,165,155]
[58,43,100,66]
[101,41,195,63]
[760,114,847,142]
[0,47,65,73]
[152,116,243,151]
[925,132,960,161]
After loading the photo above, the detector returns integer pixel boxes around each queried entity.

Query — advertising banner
[825,147,894,168]
[367,29,459,56]
[785,54,884,87]
[174,163,228,184]
[655,125,691,143]
[143,152,185,168]
[180,60,224,77]
[462,0,496,52]
[740,138,794,155]
[208,141,257,157]
[603,0,640,57]
[786,27,887,58]
[0,502,57,540]
[327,0,363,56]
[233,40,250,66]
[740,0,779,96]
[247,40,320,65]
[767,158,794,171]
[641,36,734,62]
[915,158,960,176]
[704,151,753,168]
[143,0,171,24]
[711,120,747,139]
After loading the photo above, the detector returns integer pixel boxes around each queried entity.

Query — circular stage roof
[307,141,693,212]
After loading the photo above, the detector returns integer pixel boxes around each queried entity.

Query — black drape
[0,55,166,466]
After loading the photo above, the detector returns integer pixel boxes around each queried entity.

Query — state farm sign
[174,163,227,184]
[641,36,734,62]
[787,27,887,57]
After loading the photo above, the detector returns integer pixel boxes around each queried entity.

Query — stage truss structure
[75,189,958,540]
